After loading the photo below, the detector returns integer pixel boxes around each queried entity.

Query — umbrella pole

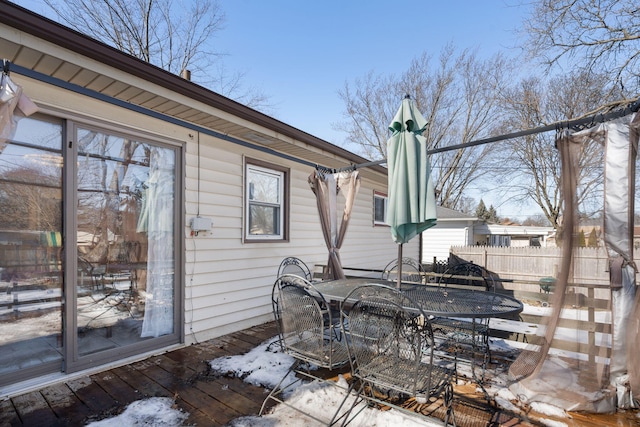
[397,244,403,289]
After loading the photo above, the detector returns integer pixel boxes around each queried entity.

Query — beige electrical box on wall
[190,216,212,232]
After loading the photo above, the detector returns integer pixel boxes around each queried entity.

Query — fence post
[588,286,595,364]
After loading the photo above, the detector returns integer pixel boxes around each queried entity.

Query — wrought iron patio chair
[339,283,456,426]
[277,256,313,281]
[431,262,495,385]
[260,274,352,425]
[436,262,495,291]
[381,257,424,284]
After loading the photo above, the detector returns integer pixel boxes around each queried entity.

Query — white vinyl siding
[421,223,473,262]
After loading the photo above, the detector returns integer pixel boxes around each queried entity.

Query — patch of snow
[209,338,296,390]
[530,401,568,418]
[85,397,188,426]
[538,418,568,427]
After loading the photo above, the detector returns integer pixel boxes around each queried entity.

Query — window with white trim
[374,191,388,225]
[245,160,288,241]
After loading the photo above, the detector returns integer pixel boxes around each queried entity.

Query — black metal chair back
[381,257,424,284]
[272,274,348,369]
[261,274,352,423]
[433,262,494,386]
[277,257,312,281]
[341,284,455,423]
[437,262,495,291]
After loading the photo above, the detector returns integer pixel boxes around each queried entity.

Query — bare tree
[42,0,273,110]
[45,0,223,75]
[496,72,613,228]
[523,0,640,94]
[337,46,511,210]
[0,167,61,231]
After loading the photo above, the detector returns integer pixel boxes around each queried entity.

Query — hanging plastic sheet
[601,114,640,409]
[0,62,38,149]
[508,112,640,412]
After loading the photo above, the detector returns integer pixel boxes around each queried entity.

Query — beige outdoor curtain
[509,112,640,412]
[308,169,360,280]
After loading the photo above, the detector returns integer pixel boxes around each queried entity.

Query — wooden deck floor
[1,321,638,427]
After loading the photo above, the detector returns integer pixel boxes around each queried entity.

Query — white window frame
[244,159,288,242]
[374,191,388,226]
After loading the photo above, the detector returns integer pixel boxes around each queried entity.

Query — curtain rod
[333,96,640,173]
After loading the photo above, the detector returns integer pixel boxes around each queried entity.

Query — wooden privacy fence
[449,246,622,288]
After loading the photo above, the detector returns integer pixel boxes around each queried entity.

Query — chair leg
[328,378,367,426]
[259,360,301,416]
[443,382,457,427]
[261,361,363,426]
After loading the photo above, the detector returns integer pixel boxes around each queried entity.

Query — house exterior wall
[16,67,402,346]
[184,136,407,342]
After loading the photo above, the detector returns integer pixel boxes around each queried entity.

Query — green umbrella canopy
[386,96,437,244]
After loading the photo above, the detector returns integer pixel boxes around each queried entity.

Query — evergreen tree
[588,227,598,247]
[476,199,489,220]
[578,230,587,247]
[488,205,499,223]
[475,199,500,223]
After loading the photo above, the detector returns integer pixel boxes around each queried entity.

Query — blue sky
[216,0,529,145]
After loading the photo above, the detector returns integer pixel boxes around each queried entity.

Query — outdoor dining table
[314,277,523,319]
[315,277,524,395]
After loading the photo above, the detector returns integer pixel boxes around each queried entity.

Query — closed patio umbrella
[387,95,437,288]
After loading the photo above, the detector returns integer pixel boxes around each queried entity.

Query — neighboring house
[421,207,555,263]
[0,3,409,394]
[421,206,477,263]
[474,223,556,248]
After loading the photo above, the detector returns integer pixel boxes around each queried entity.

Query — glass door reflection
[0,116,63,385]
[76,128,176,358]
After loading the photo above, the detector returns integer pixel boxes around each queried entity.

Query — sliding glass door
[69,124,181,372]
[0,114,182,386]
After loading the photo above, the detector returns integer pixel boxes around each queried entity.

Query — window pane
[249,205,280,235]
[374,195,386,223]
[249,168,280,204]
[245,162,286,240]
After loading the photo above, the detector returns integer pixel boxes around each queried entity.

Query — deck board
[90,369,141,403]
[39,382,93,425]
[11,391,62,427]
[65,377,117,414]
[109,364,174,399]
[2,321,638,426]
[0,399,20,427]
